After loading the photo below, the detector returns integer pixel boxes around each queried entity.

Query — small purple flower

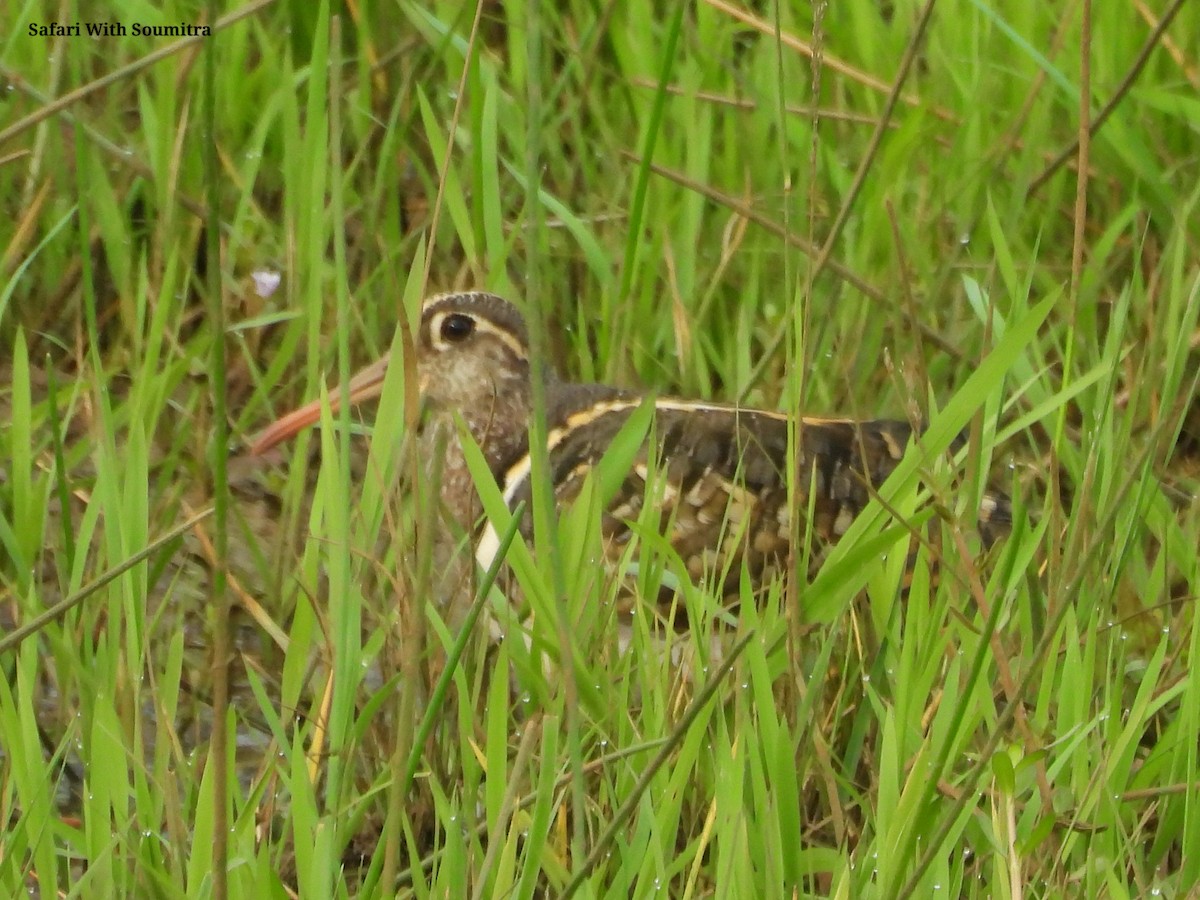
[251,269,282,299]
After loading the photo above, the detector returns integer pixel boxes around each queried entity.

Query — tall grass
[1,0,1198,895]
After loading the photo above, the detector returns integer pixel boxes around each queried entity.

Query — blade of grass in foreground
[399,501,527,800]
[806,289,1058,624]
[0,510,214,655]
[559,630,755,899]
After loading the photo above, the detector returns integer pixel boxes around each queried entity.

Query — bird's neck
[422,381,536,532]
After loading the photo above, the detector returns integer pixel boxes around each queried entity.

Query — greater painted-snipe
[251,292,1009,628]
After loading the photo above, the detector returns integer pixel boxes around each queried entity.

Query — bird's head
[249,292,537,455]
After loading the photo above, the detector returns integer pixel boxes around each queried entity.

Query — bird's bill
[248,355,393,455]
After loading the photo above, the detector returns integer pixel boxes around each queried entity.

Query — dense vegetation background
[1,0,1198,895]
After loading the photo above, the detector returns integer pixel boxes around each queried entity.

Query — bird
[250,291,1009,636]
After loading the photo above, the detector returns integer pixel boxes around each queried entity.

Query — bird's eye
[440,313,475,343]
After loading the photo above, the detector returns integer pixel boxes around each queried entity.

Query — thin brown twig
[0,508,214,654]
[810,0,939,289]
[885,200,930,426]
[1029,0,1190,193]
[1070,0,1092,299]
[202,0,231,890]
[1,72,211,221]
[560,631,756,899]
[622,155,969,382]
[418,1,487,295]
[896,427,1166,898]
[1133,0,1199,88]
[629,79,893,126]
[0,0,278,149]
[623,153,883,302]
[748,0,946,398]
[988,0,1081,174]
[702,0,954,120]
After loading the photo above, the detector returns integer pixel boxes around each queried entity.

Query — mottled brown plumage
[251,292,1010,624]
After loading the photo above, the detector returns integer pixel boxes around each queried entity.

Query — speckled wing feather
[490,392,1009,604]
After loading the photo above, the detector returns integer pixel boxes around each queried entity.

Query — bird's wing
[498,398,953,610]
